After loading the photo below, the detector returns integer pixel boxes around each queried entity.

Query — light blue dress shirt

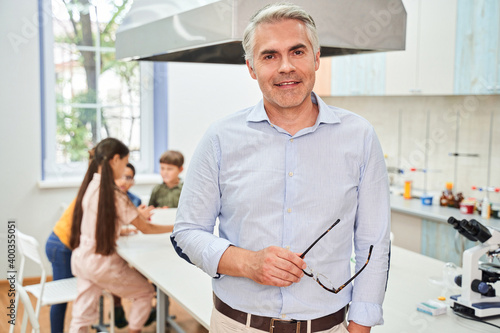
[171,93,391,326]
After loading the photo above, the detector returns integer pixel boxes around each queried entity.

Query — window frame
[39,0,157,182]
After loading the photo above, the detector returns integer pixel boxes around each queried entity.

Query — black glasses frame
[299,219,374,294]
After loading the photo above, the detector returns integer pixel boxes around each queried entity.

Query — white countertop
[390,194,500,227]
[117,232,500,332]
[117,233,212,330]
[375,246,500,333]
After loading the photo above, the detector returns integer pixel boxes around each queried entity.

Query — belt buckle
[269,318,301,333]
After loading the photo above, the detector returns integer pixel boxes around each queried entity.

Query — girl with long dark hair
[69,138,172,333]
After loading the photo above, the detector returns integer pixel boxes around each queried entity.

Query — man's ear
[314,51,321,71]
[246,59,257,80]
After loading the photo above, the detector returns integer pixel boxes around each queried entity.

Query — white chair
[9,230,78,333]
[16,284,40,333]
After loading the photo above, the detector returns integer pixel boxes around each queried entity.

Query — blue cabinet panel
[454,0,500,94]
[421,219,477,266]
[330,53,386,96]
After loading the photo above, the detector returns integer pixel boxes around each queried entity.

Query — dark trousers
[45,231,73,333]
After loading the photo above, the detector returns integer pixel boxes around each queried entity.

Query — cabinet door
[330,53,386,96]
[454,0,500,94]
[418,0,457,95]
[385,0,420,95]
[421,219,476,266]
[386,0,457,95]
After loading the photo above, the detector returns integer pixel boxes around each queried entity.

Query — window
[41,0,155,181]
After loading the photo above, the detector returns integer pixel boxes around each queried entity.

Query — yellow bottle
[404,180,412,199]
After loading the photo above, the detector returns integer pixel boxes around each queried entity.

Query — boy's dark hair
[126,163,136,176]
[159,150,184,168]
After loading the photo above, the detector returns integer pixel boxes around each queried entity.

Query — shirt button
[281,314,286,319]
[285,245,290,250]
[287,208,292,213]
[288,172,294,177]
[290,138,294,142]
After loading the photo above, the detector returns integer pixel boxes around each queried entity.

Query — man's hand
[218,246,306,287]
[347,321,371,333]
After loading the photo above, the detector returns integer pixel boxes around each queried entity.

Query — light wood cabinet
[454,0,500,94]
[327,0,500,96]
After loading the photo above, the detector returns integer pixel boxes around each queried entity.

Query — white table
[116,233,212,332]
[117,233,500,333]
[375,246,500,333]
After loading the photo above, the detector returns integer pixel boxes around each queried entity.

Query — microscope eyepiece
[447,217,479,242]
[459,219,492,243]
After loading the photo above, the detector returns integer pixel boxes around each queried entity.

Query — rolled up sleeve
[350,126,391,326]
[170,126,231,277]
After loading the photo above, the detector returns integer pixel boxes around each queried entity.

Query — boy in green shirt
[149,150,184,208]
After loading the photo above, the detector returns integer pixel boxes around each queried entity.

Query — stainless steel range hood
[116,0,406,64]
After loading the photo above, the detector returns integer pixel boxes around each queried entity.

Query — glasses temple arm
[300,219,341,259]
[330,245,374,293]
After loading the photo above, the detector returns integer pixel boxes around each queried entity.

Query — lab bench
[390,194,500,265]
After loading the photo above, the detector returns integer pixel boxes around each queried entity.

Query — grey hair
[242,2,320,68]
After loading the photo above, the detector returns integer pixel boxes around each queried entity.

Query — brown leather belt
[213,294,346,333]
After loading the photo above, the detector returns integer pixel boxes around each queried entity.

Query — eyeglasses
[299,219,374,294]
[121,175,134,182]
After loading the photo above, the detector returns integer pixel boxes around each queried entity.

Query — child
[69,138,173,333]
[116,163,141,207]
[45,148,94,333]
[113,162,145,328]
[148,150,184,208]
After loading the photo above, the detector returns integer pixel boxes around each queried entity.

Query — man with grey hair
[171,2,390,332]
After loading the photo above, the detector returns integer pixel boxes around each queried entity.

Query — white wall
[1,0,51,278]
[322,95,500,203]
[167,62,262,170]
[0,1,262,278]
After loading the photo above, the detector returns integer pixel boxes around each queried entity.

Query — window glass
[54,45,97,104]
[56,106,96,163]
[44,0,153,179]
[101,106,142,160]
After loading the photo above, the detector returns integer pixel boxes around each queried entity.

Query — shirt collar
[163,181,182,190]
[246,92,341,127]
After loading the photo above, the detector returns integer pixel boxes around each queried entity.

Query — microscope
[448,216,500,317]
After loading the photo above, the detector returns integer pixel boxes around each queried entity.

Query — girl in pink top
[69,138,173,333]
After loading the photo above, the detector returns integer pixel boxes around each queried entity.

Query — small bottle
[403,180,412,199]
[443,182,454,207]
[481,196,491,219]
[454,192,464,208]
[440,191,448,206]
[447,194,456,208]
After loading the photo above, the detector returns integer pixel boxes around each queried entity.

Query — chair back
[16,230,48,283]
[17,231,45,267]
[11,231,48,333]
[17,284,40,333]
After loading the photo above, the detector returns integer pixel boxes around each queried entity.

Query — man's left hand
[347,321,370,333]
